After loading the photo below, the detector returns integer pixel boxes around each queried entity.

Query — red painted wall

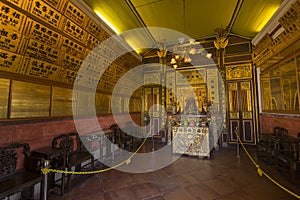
[259,113,300,138]
[0,113,141,151]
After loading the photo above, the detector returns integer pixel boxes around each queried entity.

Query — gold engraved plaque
[20,56,61,81]
[115,65,126,80]
[99,45,115,60]
[75,74,99,88]
[0,49,23,73]
[24,18,62,48]
[64,1,87,27]
[11,80,50,118]
[7,0,24,7]
[0,2,26,33]
[60,37,85,58]
[29,0,62,29]
[85,33,100,50]
[99,30,109,42]
[42,0,66,12]
[63,19,86,42]
[23,38,60,64]
[98,80,114,91]
[0,28,23,53]
[226,63,252,80]
[60,53,83,71]
[86,19,102,38]
[60,68,77,84]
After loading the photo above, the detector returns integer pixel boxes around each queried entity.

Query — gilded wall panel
[0,78,10,119]
[96,93,110,114]
[72,89,95,116]
[261,79,271,110]
[51,87,72,116]
[166,72,176,111]
[11,80,50,118]
[281,59,298,110]
[207,69,219,109]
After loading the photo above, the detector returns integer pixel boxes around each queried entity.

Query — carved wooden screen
[261,54,300,112]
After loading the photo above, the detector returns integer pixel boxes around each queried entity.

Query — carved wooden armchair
[0,143,43,199]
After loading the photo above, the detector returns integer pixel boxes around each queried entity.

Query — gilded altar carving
[226,63,252,80]
[176,69,206,85]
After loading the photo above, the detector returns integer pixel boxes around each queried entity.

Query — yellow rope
[41,131,151,175]
[234,129,300,199]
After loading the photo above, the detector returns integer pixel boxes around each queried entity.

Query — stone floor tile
[130,182,160,199]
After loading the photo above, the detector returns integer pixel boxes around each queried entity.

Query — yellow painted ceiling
[82,0,284,55]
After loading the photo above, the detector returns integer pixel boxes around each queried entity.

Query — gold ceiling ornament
[157,49,167,58]
[214,28,229,49]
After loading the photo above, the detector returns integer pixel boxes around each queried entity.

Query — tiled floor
[48,146,300,200]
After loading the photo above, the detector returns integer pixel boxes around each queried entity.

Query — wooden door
[228,81,256,144]
[144,86,163,139]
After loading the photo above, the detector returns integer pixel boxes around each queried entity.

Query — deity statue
[184,97,199,114]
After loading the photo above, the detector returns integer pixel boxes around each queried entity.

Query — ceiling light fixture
[169,38,212,69]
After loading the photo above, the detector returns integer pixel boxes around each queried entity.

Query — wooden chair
[109,124,130,152]
[66,132,94,191]
[275,137,299,185]
[257,127,280,165]
[257,133,273,165]
[51,134,72,195]
[52,133,95,192]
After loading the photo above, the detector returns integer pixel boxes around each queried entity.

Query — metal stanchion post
[42,160,50,200]
[236,127,240,158]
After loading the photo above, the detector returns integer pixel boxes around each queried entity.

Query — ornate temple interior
[0,0,300,199]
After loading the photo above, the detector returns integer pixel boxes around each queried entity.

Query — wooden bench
[257,127,287,166]
[257,127,300,185]
[275,136,300,185]
[0,143,44,199]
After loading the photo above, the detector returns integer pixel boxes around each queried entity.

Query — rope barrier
[234,128,300,199]
[41,128,300,199]
[41,131,151,175]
